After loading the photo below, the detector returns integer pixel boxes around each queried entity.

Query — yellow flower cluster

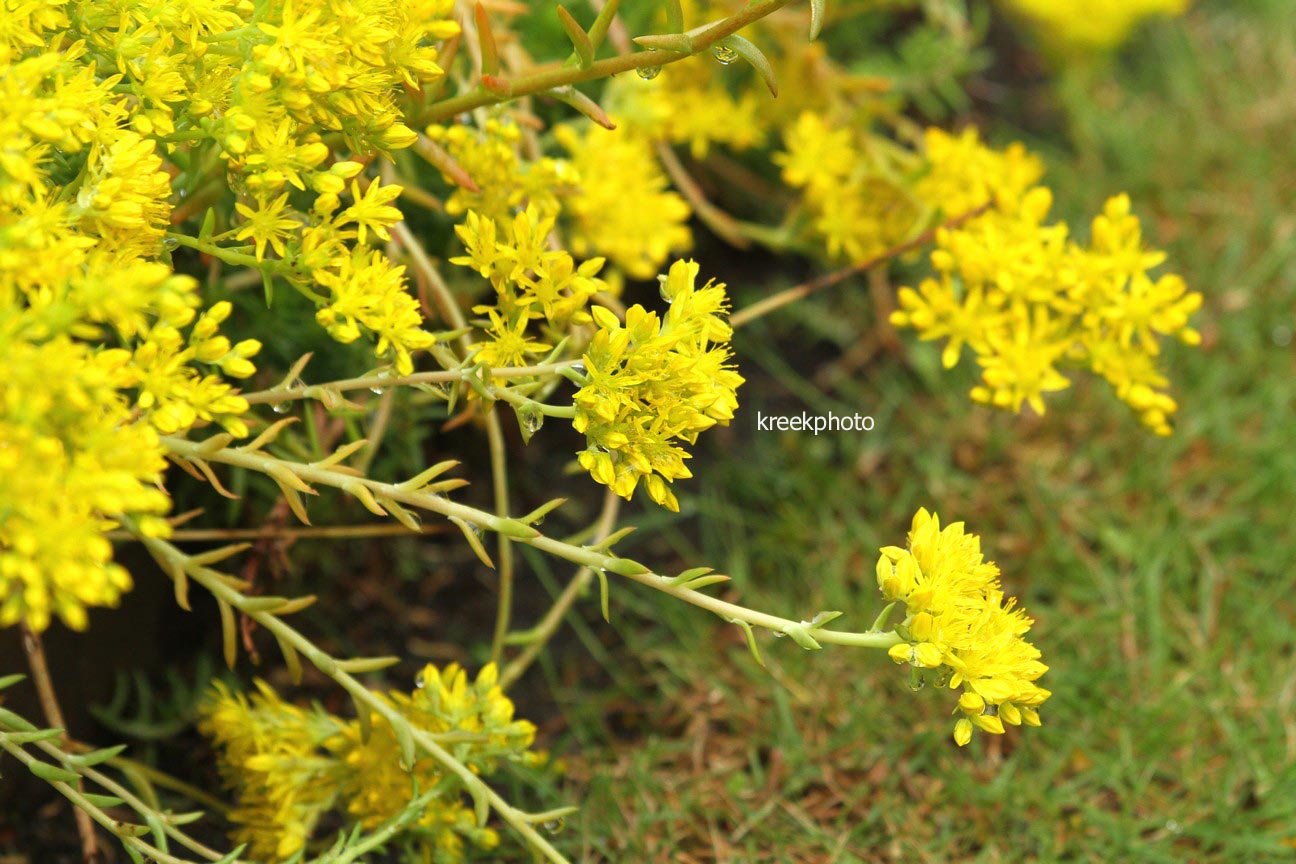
[775,112,924,264]
[556,122,693,281]
[572,261,743,512]
[2,34,261,632]
[1000,0,1190,54]
[200,663,539,862]
[452,205,607,367]
[877,509,1050,747]
[892,128,1202,434]
[429,117,692,281]
[16,0,455,375]
[426,120,571,224]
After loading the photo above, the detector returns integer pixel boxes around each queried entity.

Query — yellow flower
[876,509,1050,747]
[234,193,300,260]
[0,335,170,632]
[1000,0,1190,55]
[893,128,1201,433]
[474,309,551,369]
[337,178,404,245]
[452,205,606,336]
[555,121,692,280]
[425,119,568,222]
[572,260,743,511]
[314,250,436,375]
[774,112,855,197]
[775,111,923,264]
[201,664,538,861]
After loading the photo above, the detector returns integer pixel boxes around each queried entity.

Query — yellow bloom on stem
[200,664,538,861]
[314,250,436,375]
[775,111,923,264]
[572,260,743,511]
[877,509,1050,747]
[337,178,404,245]
[473,309,551,369]
[234,193,301,260]
[555,121,692,280]
[894,127,1202,433]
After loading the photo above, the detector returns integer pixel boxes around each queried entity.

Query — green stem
[159,436,903,651]
[167,232,289,275]
[416,0,799,124]
[242,361,579,405]
[105,753,232,816]
[0,732,220,864]
[490,385,577,418]
[486,409,515,664]
[499,490,621,690]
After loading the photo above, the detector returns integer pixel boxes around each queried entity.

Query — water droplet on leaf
[712,44,738,65]
[271,401,289,414]
[637,65,661,80]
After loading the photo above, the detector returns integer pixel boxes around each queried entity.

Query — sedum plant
[0,0,1199,861]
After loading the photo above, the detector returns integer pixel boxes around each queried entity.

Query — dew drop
[271,401,289,414]
[570,361,586,375]
[518,406,544,440]
[712,44,738,65]
[414,671,426,688]
[637,64,661,80]
[907,667,925,691]
[162,236,180,251]
[370,372,391,395]
[982,703,999,717]
[543,818,566,835]
[933,667,951,688]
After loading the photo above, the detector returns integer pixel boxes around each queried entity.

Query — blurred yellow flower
[1001,0,1191,55]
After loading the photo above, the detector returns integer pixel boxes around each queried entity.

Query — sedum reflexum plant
[1,0,1197,861]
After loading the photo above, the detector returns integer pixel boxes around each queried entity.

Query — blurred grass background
[528,1,1296,860]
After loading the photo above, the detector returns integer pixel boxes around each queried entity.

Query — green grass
[531,3,1296,861]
